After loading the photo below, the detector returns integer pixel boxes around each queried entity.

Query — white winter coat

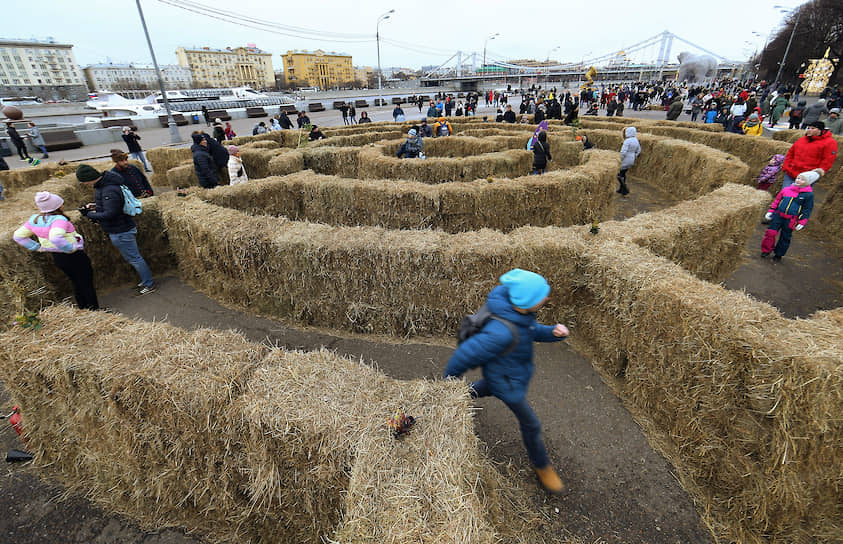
[619,127,641,170]
[227,155,248,185]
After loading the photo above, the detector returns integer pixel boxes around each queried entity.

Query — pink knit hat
[35,191,64,213]
[227,145,240,155]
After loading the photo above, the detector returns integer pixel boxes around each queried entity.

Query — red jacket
[782,131,838,179]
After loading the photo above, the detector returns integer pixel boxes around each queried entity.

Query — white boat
[84,87,298,124]
[84,92,163,123]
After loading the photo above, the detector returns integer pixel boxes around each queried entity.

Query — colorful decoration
[386,410,416,438]
[13,311,42,330]
[800,48,838,97]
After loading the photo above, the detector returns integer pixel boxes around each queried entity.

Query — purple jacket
[756,154,785,186]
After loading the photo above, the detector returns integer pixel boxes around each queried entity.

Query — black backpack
[457,304,519,356]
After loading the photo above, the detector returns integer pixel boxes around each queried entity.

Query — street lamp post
[482,33,499,77]
[135,0,182,143]
[773,7,801,86]
[376,9,394,109]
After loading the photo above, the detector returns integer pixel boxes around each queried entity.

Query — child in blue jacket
[444,268,570,494]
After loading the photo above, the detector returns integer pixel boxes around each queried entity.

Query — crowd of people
[8,75,841,500]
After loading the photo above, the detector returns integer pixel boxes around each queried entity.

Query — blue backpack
[120,185,143,216]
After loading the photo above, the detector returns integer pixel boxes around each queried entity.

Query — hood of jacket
[486,285,538,328]
[624,127,637,138]
[94,169,125,190]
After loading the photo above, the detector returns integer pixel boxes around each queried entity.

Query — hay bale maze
[0,305,536,543]
[0,118,840,543]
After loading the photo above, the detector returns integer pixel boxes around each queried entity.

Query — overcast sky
[7,0,805,71]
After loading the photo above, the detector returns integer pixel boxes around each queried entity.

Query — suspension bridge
[420,31,746,88]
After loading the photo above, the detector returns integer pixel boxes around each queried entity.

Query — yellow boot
[535,465,564,494]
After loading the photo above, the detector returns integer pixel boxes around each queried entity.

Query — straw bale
[356,146,533,184]
[460,127,532,138]
[159,196,561,335]
[229,130,296,148]
[566,238,842,544]
[166,163,198,188]
[242,140,280,150]
[238,146,282,179]
[584,129,749,198]
[267,149,305,177]
[146,146,192,186]
[302,146,364,177]
[813,177,843,245]
[0,307,544,542]
[771,129,802,143]
[0,159,119,198]
[0,305,269,541]
[197,149,618,233]
[595,183,770,281]
[308,130,405,148]
[656,120,724,132]
[239,349,540,543]
[639,126,791,185]
[159,192,756,336]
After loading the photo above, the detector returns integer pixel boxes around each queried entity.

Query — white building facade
[0,38,87,101]
[83,64,194,92]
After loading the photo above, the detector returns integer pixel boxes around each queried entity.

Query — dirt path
[1,187,840,544]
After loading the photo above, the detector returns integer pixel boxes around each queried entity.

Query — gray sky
[8,0,805,71]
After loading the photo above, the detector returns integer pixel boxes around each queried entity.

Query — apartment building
[0,38,87,101]
[354,66,373,85]
[83,63,193,91]
[283,50,354,90]
[176,45,274,89]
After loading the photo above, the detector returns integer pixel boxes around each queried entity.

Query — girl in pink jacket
[13,192,99,309]
[761,171,816,262]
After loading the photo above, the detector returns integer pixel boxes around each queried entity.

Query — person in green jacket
[666,96,684,121]
[770,94,790,127]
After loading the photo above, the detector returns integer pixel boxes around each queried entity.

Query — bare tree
[759,0,842,86]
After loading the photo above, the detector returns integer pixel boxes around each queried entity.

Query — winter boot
[535,465,564,494]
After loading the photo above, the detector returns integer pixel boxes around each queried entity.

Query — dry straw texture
[634,126,791,185]
[3,116,839,544]
[199,149,619,233]
[146,146,193,186]
[0,159,122,198]
[159,184,763,336]
[0,305,543,543]
[583,129,750,198]
[357,146,532,183]
[596,183,770,281]
[566,238,842,544]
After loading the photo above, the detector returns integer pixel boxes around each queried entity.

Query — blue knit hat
[500,268,550,309]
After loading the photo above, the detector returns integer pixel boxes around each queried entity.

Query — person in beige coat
[227,146,248,185]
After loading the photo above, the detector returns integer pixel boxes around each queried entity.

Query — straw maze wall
[0,305,526,544]
[0,119,840,544]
